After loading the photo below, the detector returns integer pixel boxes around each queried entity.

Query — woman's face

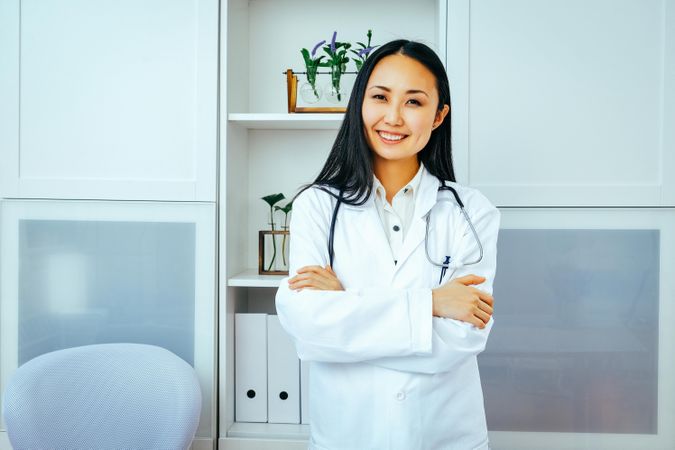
[361,53,449,164]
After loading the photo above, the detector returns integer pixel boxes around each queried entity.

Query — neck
[373,156,420,204]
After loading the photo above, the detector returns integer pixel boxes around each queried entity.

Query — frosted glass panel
[480,229,659,434]
[18,220,196,366]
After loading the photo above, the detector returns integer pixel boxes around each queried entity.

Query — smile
[377,131,408,144]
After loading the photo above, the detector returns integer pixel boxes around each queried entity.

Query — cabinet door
[0,0,217,201]
[0,200,216,440]
[447,0,675,206]
[482,208,675,449]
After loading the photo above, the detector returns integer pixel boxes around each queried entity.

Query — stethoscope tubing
[325,180,484,275]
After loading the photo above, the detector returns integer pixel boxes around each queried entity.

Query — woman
[275,39,500,450]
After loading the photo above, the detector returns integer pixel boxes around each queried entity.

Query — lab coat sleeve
[366,189,501,374]
[275,188,434,363]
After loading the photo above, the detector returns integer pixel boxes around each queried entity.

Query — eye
[407,99,421,106]
[372,94,386,100]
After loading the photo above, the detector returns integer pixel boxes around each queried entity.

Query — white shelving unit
[227,269,285,288]
[228,113,344,130]
[219,0,448,448]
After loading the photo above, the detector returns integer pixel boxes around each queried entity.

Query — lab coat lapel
[341,193,396,278]
[394,167,439,271]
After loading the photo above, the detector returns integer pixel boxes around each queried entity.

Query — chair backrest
[2,343,201,450]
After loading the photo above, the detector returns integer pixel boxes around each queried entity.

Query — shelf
[226,422,309,440]
[228,269,285,287]
[228,113,344,130]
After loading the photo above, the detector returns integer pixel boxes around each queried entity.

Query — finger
[470,287,493,304]
[290,274,336,291]
[305,268,337,288]
[477,300,494,315]
[289,273,316,284]
[474,308,491,324]
[296,265,326,274]
[289,279,321,290]
[468,315,486,329]
[292,270,332,285]
[454,274,486,286]
[300,266,335,281]
[475,290,494,306]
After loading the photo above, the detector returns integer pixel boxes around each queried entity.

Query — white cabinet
[0,200,217,444]
[484,207,675,449]
[219,0,449,446]
[447,0,675,206]
[0,0,218,201]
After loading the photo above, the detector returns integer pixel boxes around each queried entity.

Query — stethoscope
[326,180,484,284]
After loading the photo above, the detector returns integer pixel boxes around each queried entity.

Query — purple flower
[311,40,326,58]
[330,31,337,53]
[357,46,374,58]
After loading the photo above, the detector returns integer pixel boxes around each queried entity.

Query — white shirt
[373,163,424,264]
[275,165,501,450]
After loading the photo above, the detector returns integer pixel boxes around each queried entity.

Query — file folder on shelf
[267,315,300,424]
[235,313,268,422]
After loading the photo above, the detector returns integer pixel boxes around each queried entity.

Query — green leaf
[274,201,293,214]
[300,48,312,66]
[356,41,366,48]
[261,193,285,207]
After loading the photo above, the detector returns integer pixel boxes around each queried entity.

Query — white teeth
[378,131,406,141]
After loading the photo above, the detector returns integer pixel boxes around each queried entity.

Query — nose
[384,103,403,126]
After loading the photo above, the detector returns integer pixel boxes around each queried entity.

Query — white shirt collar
[373,163,425,202]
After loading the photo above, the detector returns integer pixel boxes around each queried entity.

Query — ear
[432,104,450,129]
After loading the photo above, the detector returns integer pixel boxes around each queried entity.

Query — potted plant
[259,194,292,275]
[322,31,351,103]
[300,40,328,103]
[350,29,377,72]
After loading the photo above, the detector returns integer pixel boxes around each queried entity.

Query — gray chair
[2,343,201,450]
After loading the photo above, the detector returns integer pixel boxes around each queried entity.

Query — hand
[431,274,494,329]
[288,265,345,291]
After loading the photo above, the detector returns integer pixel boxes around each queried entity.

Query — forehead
[366,54,437,94]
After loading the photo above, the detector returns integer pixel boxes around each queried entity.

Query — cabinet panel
[448,0,675,206]
[484,208,675,449]
[0,0,217,201]
[0,200,216,439]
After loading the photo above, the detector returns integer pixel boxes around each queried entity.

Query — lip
[376,130,409,145]
[376,130,408,137]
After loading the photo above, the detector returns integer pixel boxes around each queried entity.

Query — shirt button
[393,225,400,232]
[396,391,406,401]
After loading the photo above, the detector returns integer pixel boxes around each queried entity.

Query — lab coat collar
[342,164,440,213]
[338,164,441,271]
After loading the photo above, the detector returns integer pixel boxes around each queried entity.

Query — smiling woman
[362,53,449,203]
[275,40,500,450]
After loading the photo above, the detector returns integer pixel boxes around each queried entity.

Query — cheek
[408,113,435,139]
[361,106,379,130]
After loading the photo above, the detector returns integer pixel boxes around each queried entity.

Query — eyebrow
[368,85,429,98]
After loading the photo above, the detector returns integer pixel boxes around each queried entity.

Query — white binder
[235,313,268,422]
[267,315,300,424]
[301,359,310,424]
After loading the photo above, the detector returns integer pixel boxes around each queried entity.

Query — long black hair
[298,39,455,205]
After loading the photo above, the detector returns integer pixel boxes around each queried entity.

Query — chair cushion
[2,343,201,450]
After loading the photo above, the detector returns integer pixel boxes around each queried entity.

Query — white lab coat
[275,165,501,450]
